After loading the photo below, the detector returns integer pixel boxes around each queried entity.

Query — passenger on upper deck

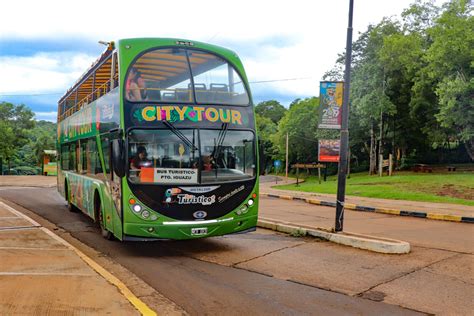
[126,68,144,101]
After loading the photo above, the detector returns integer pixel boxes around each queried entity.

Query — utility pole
[335,0,354,232]
[285,132,289,179]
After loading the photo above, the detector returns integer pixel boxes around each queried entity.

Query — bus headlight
[142,210,150,218]
[248,199,254,206]
[133,204,142,213]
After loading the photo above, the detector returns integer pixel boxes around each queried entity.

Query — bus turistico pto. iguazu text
[57,38,260,240]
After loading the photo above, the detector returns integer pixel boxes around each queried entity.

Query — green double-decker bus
[57,38,259,240]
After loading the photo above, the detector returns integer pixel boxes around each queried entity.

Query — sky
[0,0,433,122]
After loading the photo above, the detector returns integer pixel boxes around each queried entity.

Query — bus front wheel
[94,193,113,240]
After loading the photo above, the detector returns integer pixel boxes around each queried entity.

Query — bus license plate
[191,227,208,236]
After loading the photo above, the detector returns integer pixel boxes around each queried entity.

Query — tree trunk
[369,124,377,175]
[378,110,383,168]
[465,139,474,161]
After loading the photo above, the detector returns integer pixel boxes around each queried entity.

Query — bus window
[69,143,76,171]
[100,135,111,179]
[81,141,87,174]
[61,145,70,170]
[87,138,103,175]
[189,52,249,105]
[128,129,199,183]
[126,48,249,105]
[200,130,255,183]
[125,48,191,103]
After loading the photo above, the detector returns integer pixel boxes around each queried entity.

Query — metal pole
[335,0,354,232]
[285,132,289,179]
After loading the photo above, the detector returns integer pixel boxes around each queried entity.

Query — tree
[255,113,278,173]
[0,102,35,172]
[425,0,474,160]
[275,97,338,164]
[255,100,287,124]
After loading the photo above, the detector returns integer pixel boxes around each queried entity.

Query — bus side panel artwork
[67,173,95,217]
[58,88,120,143]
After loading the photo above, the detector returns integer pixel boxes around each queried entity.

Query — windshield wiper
[211,123,229,167]
[163,121,198,152]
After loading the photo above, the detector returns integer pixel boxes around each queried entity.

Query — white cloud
[0,0,447,103]
[34,111,57,122]
[0,53,96,94]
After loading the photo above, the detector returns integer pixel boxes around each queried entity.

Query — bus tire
[65,181,78,213]
[94,192,113,240]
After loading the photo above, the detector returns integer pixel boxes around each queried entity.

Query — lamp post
[335,0,354,232]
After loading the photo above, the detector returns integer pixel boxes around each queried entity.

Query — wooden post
[296,166,299,187]
[318,166,321,184]
[389,154,393,176]
[379,154,383,177]
[285,132,289,180]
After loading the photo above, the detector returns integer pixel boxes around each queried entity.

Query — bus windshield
[128,129,255,184]
[125,48,250,106]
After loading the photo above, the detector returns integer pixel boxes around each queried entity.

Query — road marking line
[0,201,41,227]
[0,246,71,251]
[0,216,22,219]
[0,226,41,231]
[0,272,96,276]
[40,227,157,316]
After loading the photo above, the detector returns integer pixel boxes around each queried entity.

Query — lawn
[275,171,474,206]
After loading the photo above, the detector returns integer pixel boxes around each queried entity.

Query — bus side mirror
[112,139,125,178]
[258,142,266,175]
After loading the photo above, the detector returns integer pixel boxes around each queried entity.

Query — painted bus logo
[133,105,243,125]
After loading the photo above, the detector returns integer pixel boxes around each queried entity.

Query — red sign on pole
[318,139,340,162]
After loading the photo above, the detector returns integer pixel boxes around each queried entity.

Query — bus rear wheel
[95,193,113,240]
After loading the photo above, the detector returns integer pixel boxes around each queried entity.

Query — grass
[276,171,474,206]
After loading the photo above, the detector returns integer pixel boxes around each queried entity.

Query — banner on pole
[318,81,344,129]
[318,139,340,162]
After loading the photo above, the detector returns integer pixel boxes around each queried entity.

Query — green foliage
[255,100,287,124]
[0,102,57,173]
[274,97,338,163]
[322,0,473,166]
[0,102,35,164]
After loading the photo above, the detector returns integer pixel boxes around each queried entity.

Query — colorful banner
[318,139,340,162]
[318,81,343,129]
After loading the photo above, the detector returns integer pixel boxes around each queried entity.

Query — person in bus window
[126,68,142,101]
[136,72,148,100]
[130,146,151,169]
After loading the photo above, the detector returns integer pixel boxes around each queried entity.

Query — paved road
[0,187,420,315]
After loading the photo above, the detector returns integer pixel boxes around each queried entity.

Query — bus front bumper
[123,214,258,240]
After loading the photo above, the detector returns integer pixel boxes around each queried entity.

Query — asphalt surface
[0,186,420,315]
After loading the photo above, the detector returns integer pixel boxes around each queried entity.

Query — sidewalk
[0,200,153,315]
[0,175,56,188]
[260,177,474,222]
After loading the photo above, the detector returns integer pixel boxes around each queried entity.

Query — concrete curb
[258,218,411,254]
[261,193,474,224]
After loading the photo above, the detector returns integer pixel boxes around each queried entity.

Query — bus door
[100,132,123,238]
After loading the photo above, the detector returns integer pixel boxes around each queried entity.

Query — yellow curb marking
[344,203,357,209]
[307,199,321,205]
[279,195,293,200]
[0,202,156,316]
[427,214,461,222]
[41,228,157,316]
[375,208,401,215]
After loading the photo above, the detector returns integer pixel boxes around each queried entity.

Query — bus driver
[130,146,152,170]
